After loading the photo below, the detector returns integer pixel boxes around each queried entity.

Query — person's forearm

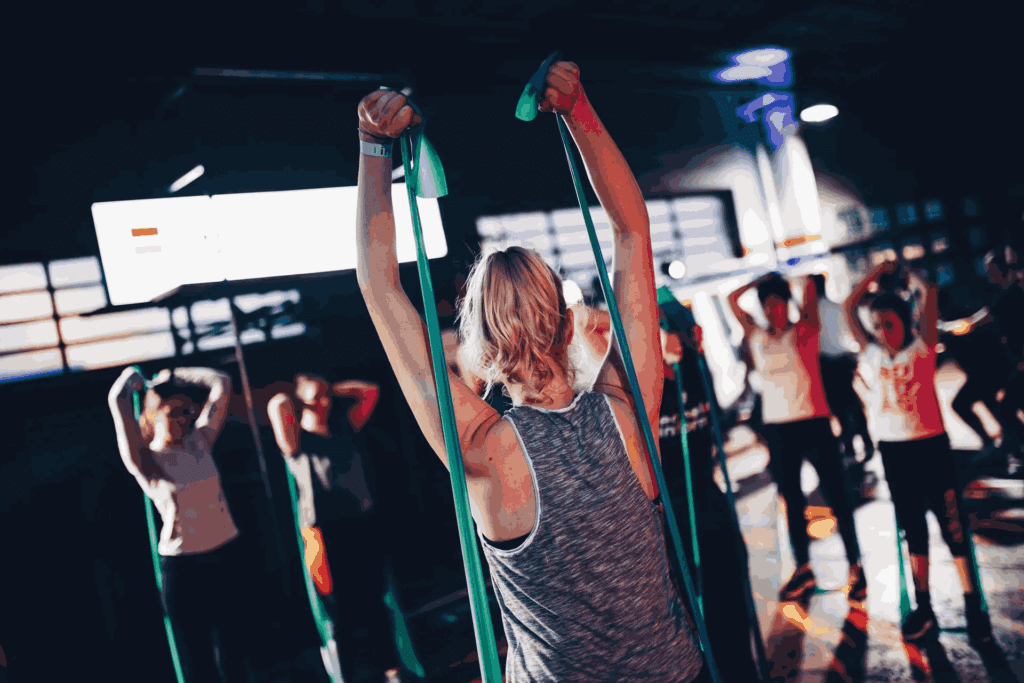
[355,138,401,298]
[562,92,648,239]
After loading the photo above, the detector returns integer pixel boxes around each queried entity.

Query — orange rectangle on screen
[131,228,158,237]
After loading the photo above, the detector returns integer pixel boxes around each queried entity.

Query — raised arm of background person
[798,275,820,329]
[161,367,232,444]
[542,62,662,432]
[268,393,301,457]
[727,274,768,338]
[843,260,896,349]
[354,90,499,479]
[331,380,380,432]
[108,366,150,485]
[907,269,939,347]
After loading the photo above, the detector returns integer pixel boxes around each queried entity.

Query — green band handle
[549,112,721,682]
[131,366,186,683]
[669,361,703,615]
[400,132,502,683]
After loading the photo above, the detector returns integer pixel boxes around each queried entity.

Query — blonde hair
[457,246,598,401]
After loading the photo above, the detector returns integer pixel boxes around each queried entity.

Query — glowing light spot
[668,261,686,279]
[562,280,583,305]
[733,48,790,67]
[799,104,839,123]
[716,65,772,82]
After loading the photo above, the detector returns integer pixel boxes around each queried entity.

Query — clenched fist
[537,61,584,115]
[358,89,423,140]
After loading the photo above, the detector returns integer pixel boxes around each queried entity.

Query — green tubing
[132,370,186,683]
[282,465,335,650]
[670,360,704,615]
[400,132,502,683]
[551,115,721,683]
[965,529,989,613]
[693,352,771,679]
[895,518,913,623]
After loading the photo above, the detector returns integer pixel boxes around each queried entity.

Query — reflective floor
[725,362,1024,683]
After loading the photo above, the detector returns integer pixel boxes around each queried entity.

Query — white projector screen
[93,186,448,306]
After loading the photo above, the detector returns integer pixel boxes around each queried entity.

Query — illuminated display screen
[93,186,448,306]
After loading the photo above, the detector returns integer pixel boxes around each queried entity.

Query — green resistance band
[894,517,913,623]
[516,54,721,683]
[398,117,502,683]
[282,465,342,682]
[657,291,771,680]
[383,566,428,679]
[670,361,703,615]
[131,367,186,683]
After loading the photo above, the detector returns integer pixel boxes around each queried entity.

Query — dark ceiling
[6,1,1022,264]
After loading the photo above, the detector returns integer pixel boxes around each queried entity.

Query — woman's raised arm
[108,366,148,484]
[354,90,499,478]
[545,62,662,432]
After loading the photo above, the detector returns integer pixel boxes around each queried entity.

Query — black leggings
[764,417,861,567]
[319,515,398,683]
[878,433,970,558]
[160,538,253,682]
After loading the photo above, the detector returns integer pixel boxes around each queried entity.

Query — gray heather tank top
[480,391,703,683]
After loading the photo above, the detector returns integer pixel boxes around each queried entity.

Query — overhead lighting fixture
[799,104,839,123]
[168,165,205,193]
[733,48,790,67]
[715,65,772,82]
[668,260,686,279]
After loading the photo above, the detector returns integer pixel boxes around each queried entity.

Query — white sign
[93,185,448,306]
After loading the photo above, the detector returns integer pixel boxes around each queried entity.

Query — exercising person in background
[355,62,706,681]
[811,274,874,467]
[267,374,398,683]
[729,273,865,604]
[109,366,251,682]
[844,261,994,647]
[983,245,1024,458]
[659,312,762,682]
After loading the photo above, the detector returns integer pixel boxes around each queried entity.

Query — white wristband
[360,140,393,157]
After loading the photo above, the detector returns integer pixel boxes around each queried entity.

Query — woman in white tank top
[109,365,252,680]
[728,273,865,604]
[843,261,994,649]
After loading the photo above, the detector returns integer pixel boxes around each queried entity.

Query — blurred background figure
[844,262,994,649]
[983,244,1024,461]
[729,273,865,604]
[811,273,874,473]
[268,374,399,683]
[108,366,258,682]
[657,308,763,682]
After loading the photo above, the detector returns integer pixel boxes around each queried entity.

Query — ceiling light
[799,104,839,123]
[715,65,773,82]
[668,260,686,279]
[168,165,205,193]
[732,48,790,67]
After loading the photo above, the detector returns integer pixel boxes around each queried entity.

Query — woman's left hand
[358,89,422,140]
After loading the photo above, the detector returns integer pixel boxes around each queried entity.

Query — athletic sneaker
[847,564,867,603]
[966,602,994,647]
[780,564,816,602]
[901,606,937,643]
